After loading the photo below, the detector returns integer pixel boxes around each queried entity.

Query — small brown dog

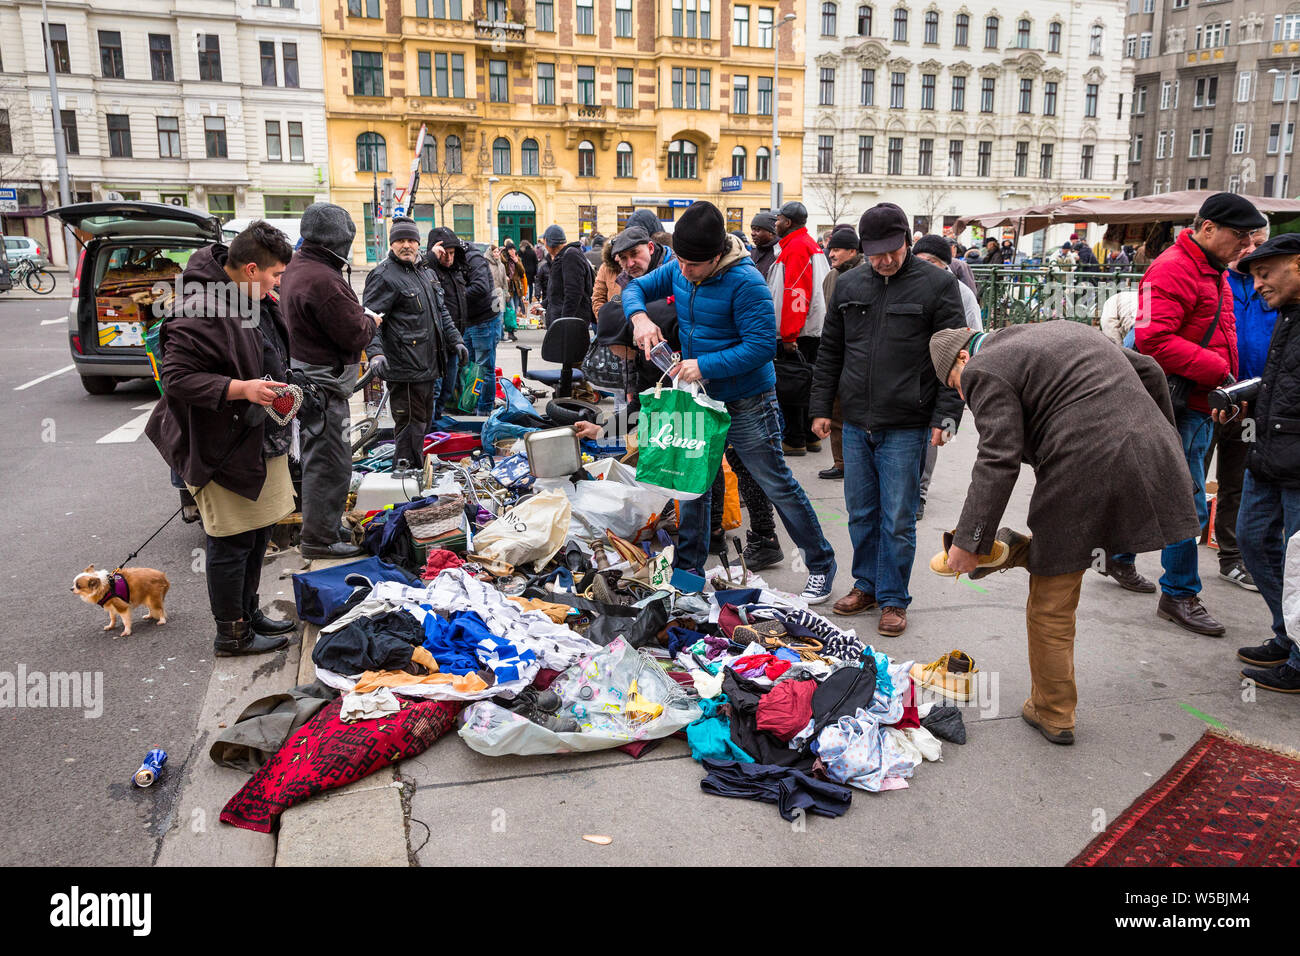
[71,565,170,637]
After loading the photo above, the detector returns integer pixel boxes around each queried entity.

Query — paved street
[0,292,1291,866]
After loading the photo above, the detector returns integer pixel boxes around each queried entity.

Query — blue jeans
[435,351,458,420]
[842,423,929,608]
[463,318,502,415]
[1114,410,1214,598]
[677,389,836,581]
[1237,470,1300,665]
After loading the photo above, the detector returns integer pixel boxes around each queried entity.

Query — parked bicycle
[7,257,57,295]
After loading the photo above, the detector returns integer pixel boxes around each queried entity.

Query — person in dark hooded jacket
[427,226,498,416]
[541,224,595,327]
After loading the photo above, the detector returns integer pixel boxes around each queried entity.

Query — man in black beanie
[750,212,780,279]
[622,201,837,604]
[814,224,863,481]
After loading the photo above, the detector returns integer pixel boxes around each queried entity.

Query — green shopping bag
[454,360,489,414]
[504,304,518,331]
[634,381,731,499]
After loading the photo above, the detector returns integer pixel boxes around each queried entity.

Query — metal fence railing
[967,265,1148,329]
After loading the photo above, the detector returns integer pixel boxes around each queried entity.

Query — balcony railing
[474,19,526,42]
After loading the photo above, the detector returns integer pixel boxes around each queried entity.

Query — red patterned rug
[1071,729,1300,866]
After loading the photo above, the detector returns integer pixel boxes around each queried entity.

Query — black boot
[247,593,297,636]
[214,619,289,657]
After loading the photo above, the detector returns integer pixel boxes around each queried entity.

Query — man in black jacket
[364,218,467,468]
[426,227,468,419]
[749,212,779,280]
[1231,236,1300,693]
[810,203,966,636]
[280,202,376,559]
[541,224,595,328]
[427,225,496,415]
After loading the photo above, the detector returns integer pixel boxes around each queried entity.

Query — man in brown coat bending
[930,321,1200,745]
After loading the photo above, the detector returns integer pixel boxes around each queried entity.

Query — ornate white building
[801,0,1133,254]
[0,0,330,267]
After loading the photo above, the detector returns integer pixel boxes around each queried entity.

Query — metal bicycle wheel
[25,267,56,295]
[349,416,380,456]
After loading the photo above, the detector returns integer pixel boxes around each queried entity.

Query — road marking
[1179,702,1224,728]
[40,318,64,326]
[14,364,74,391]
[97,403,157,444]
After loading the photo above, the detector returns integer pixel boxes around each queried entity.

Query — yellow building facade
[323,0,805,263]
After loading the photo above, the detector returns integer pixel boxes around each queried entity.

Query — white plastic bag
[565,475,669,542]
[471,488,571,571]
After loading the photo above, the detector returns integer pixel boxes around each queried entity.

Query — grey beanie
[930,327,976,383]
[300,202,356,259]
[542,224,567,245]
[626,208,662,237]
[751,211,778,233]
[388,217,420,244]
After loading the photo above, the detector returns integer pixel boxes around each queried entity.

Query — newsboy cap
[1197,192,1267,231]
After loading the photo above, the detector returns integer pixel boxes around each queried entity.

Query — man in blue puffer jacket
[622,201,837,602]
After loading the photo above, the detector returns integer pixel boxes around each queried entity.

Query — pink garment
[732,654,793,681]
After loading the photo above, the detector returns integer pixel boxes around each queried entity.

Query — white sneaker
[801,573,833,605]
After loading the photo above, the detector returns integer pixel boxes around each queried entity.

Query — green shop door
[497,211,535,245]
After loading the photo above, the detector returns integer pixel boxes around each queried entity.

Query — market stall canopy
[1042,190,1300,225]
[952,198,1089,237]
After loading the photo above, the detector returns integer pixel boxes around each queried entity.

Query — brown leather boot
[1097,558,1156,593]
[878,606,907,636]
[1157,593,1225,637]
[832,588,878,616]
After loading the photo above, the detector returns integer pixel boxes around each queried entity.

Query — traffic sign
[0,187,16,213]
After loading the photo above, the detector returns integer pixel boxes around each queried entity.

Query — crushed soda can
[132,748,168,788]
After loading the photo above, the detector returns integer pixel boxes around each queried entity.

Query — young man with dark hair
[146,221,300,657]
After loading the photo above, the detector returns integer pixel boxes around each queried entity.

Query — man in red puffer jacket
[1114,193,1267,638]
[771,201,825,456]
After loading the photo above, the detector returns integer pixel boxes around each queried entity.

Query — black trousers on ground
[390,379,436,470]
[206,525,272,622]
[1205,418,1249,567]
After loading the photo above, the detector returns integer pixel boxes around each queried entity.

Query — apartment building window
[208,194,235,223]
[1125,34,1137,58]
[1143,0,1154,11]
[757,75,772,114]
[1130,133,1143,163]
[673,0,711,38]
[445,135,462,172]
[890,71,905,108]
[99,31,124,79]
[420,137,437,172]
[0,110,10,154]
[734,5,750,44]
[356,131,385,170]
[574,65,594,105]
[980,77,995,112]
[577,0,594,35]
[951,75,965,111]
[204,116,227,158]
[699,69,711,108]
[1047,21,1060,53]
[924,11,938,44]
[1133,85,1147,115]
[616,142,633,177]
[537,0,554,31]
[198,35,222,82]
[46,24,70,73]
[1043,81,1057,116]
[1268,122,1295,154]
[1196,21,1230,50]
[617,68,634,108]
[353,51,383,96]
[1089,24,1103,56]
[701,0,712,38]
[730,146,746,179]
[1264,174,1290,195]
[921,73,935,109]
[984,16,998,49]
[756,6,774,46]
[277,42,297,87]
[489,60,508,101]
[537,62,555,104]
[1231,124,1246,154]
[1228,174,1241,193]
[671,67,681,107]
[1084,83,1098,118]
[858,134,873,173]
[261,42,278,86]
[1014,140,1028,176]
[616,0,633,36]
[977,140,991,177]
[755,145,770,179]
[734,74,749,113]
[1273,71,1300,102]
[157,116,180,157]
[435,53,466,97]
[348,0,381,15]
[1189,127,1213,158]
[287,121,304,161]
[265,120,282,161]
[418,51,432,96]
[1276,13,1300,41]
[106,114,132,157]
[887,136,902,174]
[1016,18,1031,49]
[1018,78,1032,113]
[1139,32,1151,58]
[954,13,968,47]
[1194,76,1217,108]
[947,139,962,176]
[430,0,464,15]
[1237,71,1252,103]
[893,8,907,42]
[918,137,933,175]
[1039,142,1053,178]
[150,34,174,81]
[453,203,474,239]
[522,138,539,175]
[858,4,872,36]
[818,135,834,173]
[667,139,697,178]
[493,137,511,174]
[861,68,875,105]
[1080,144,1094,179]
[822,2,837,36]
[820,68,836,105]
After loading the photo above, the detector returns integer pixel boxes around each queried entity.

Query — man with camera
[364,217,467,470]
[1223,236,1300,693]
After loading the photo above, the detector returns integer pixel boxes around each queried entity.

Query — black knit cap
[827,224,860,251]
[672,201,728,262]
[1198,192,1267,231]
[388,217,420,243]
[912,234,952,264]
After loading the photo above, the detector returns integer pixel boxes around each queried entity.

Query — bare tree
[914,182,953,236]
[806,163,855,226]
[418,162,474,234]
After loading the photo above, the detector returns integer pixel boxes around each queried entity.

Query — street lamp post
[41,0,74,280]
[1270,62,1298,198]
[770,12,798,212]
[487,176,500,245]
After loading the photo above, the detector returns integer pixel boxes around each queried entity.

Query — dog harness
[97,572,131,607]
